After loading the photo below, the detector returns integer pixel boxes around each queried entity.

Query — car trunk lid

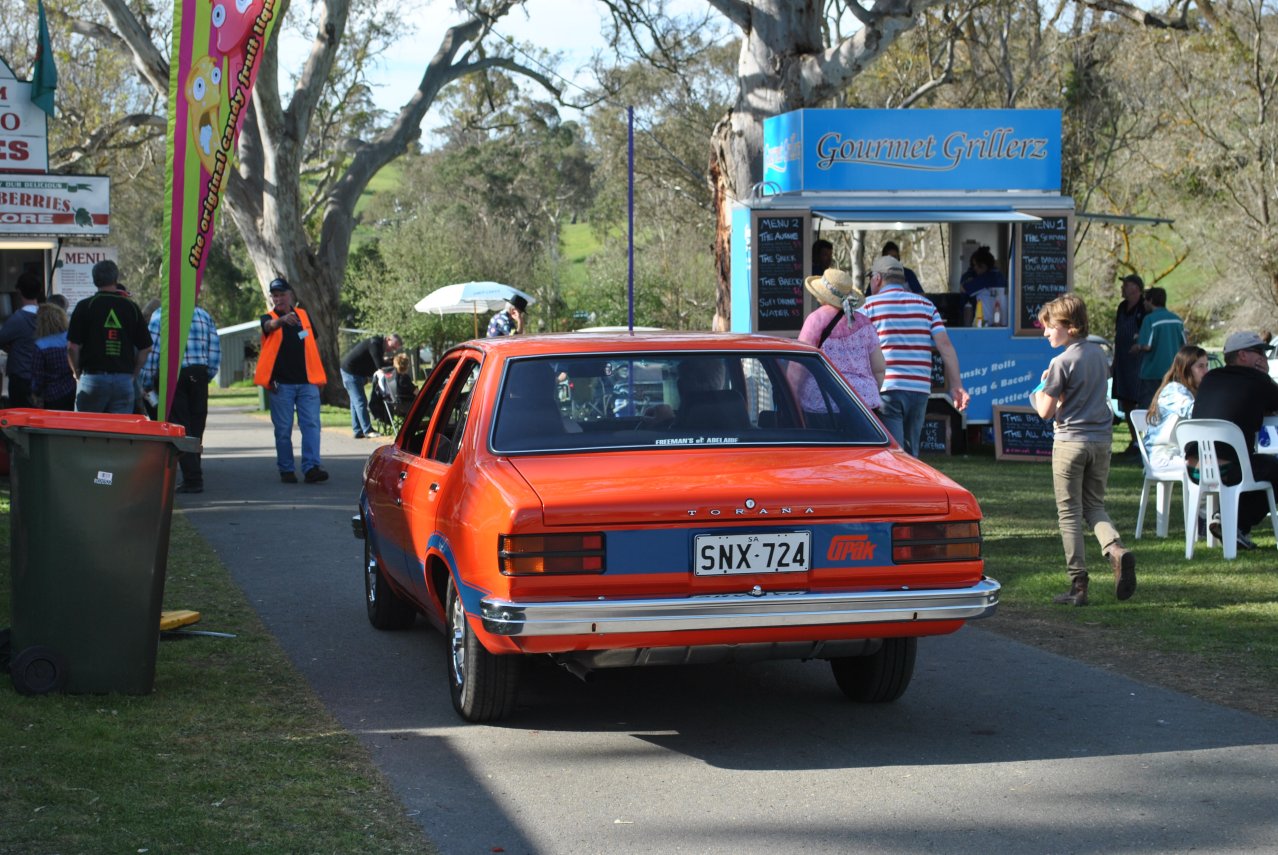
[508,447,952,526]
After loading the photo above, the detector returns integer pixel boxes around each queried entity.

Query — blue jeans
[75,373,136,414]
[268,383,322,474]
[341,369,373,437]
[878,389,929,456]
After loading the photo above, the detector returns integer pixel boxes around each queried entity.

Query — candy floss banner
[160,0,278,417]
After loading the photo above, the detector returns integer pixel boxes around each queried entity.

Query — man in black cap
[486,295,527,337]
[1191,330,1278,549]
[254,277,329,483]
[66,260,153,413]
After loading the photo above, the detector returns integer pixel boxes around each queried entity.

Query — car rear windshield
[490,352,890,453]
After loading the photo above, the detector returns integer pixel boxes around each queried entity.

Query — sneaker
[353,433,365,439]
[280,471,298,484]
[1208,520,1256,550]
[1107,546,1137,601]
[175,483,204,494]
[303,466,330,483]
[365,430,381,438]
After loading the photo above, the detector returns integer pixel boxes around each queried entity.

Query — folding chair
[1173,418,1278,559]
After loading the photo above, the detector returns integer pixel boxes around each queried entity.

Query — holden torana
[354,332,998,722]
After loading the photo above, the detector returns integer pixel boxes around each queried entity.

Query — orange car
[354,332,998,722]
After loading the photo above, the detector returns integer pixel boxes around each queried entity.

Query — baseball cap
[1223,331,1272,355]
[870,255,905,276]
[1119,273,1144,289]
[268,277,293,293]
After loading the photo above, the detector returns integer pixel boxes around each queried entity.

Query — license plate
[693,532,810,576]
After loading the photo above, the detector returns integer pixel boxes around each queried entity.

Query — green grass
[0,492,429,854]
[932,439,1278,686]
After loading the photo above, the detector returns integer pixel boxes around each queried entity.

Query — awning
[812,208,1043,229]
[1077,212,1174,226]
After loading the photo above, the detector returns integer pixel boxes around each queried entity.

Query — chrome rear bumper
[480,578,1000,637]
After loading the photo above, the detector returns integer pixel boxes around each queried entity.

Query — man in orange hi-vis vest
[255,277,328,483]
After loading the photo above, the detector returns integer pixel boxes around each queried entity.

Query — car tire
[446,577,519,722]
[365,539,415,630]
[830,637,917,703]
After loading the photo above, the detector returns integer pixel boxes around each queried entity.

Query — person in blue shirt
[486,295,528,337]
[141,303,221,493]
[959,246,1008,299]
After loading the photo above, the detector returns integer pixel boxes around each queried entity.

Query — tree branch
[95,0,170,94]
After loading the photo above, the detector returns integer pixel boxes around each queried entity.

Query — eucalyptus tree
[91,0,564,398]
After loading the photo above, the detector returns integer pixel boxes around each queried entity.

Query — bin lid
[0,408,189,438]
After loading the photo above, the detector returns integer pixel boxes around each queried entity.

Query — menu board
[993,405,1055,461]
[919,415,951,456]
[1016,214,1073,336]
[754,213,806,332]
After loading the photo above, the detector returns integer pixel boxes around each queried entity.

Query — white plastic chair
[1173,419,1278,559]
[1128,408,1184,539]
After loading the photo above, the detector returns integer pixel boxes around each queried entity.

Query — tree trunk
[707,0,941,329]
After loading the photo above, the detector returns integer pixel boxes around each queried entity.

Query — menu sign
[754,213,806,332]
[993,405,1055,461]
[1016,214,1072,336]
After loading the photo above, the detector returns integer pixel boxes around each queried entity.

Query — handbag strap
[818,310,844,347]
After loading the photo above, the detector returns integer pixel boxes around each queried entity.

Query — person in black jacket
[340,333,401,438]
[1190,330,1278,550]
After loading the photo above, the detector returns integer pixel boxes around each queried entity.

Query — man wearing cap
[254,277,328,484]
[66,260,153,413]
[1190,331,1278,550]
[861,255,969,456]
[487,295,527,337]
[880,241,924,294]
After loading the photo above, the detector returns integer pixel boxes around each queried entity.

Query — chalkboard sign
[919,414,951,456]
[754,213,806,332]
[993,405,1055,461]
[1016,214,1073,336]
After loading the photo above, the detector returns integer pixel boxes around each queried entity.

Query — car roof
[454,331,817,359]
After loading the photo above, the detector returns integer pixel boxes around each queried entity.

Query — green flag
[31,0,57,118]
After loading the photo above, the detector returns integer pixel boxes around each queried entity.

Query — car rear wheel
[446,577,519,722]
[365,539,415,630]
[830,637,917,703]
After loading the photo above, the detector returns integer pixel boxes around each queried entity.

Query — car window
[490,351,887,454]
[400,357,459,456]
[427,361,480,464]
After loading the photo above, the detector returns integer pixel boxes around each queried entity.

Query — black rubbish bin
[2,410,198,695]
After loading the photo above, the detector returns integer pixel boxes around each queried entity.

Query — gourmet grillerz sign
[762,109,1061,194]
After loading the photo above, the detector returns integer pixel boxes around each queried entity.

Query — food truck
[730,108,1072,447]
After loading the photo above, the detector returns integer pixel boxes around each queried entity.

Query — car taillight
[892,521,982,563]
[498,533,606,575]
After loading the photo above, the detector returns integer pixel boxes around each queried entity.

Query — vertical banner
[160,0,277,417]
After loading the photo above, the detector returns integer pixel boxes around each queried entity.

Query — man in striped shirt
[861,255,969,456]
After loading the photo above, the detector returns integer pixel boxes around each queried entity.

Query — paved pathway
[178,407,1278,855]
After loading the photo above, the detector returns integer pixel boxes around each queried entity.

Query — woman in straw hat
[798,268,885,410]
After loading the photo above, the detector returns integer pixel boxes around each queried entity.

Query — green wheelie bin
[2,410,197,695]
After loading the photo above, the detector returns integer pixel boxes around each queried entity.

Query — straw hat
[804,268,863,310]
